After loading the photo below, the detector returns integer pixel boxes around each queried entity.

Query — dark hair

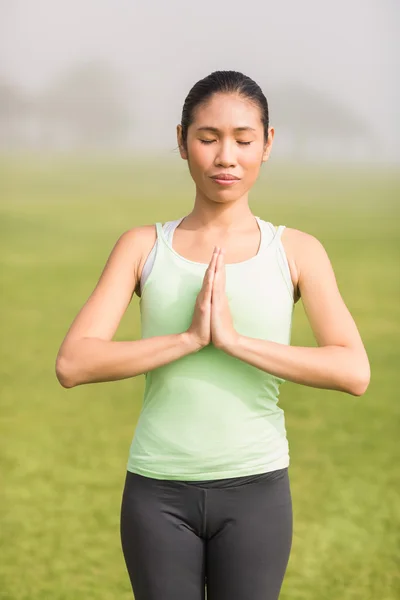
[180,70,269,148]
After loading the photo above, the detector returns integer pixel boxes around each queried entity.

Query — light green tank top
[127,216,295,481]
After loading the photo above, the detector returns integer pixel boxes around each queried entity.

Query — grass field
[1,154,399,599]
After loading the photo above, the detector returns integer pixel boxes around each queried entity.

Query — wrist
[181,331,204,353]
[220,333,242,355]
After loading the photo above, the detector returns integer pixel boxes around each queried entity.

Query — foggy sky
[1,0,398,160]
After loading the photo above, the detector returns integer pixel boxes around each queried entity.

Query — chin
[197,181,243,203]
[214,184,245,196]
[212,194,240,204]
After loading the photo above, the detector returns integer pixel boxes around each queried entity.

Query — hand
[211,248,239,351]
[185,247,219,351]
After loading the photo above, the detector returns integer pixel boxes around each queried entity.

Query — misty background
[1,3,399,598]
[0,0,398,163]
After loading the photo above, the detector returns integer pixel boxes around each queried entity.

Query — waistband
[126,467,288,489]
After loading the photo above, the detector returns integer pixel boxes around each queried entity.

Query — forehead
[192,93,262,129]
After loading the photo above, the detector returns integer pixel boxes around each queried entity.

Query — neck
[186,191,255,232]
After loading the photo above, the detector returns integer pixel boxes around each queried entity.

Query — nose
[215,139,237,168]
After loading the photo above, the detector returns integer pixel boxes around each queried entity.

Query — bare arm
[223,231,371,396]
[55,228,199,389]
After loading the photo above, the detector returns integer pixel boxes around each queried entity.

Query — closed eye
[199,140,252,145]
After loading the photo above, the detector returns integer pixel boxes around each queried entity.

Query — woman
[56,70,370,600]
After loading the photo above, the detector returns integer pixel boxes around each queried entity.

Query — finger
[208,248,220,279]
[216,247,225,272]
[208,247,219,270]
[204,248,218,283]
[211,246,219,262]
[204,248,219,297]
[214,248,225,288]
[209,247,220,275]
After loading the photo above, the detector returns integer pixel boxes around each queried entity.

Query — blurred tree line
[0,60,374,160]
[0,60,132,151]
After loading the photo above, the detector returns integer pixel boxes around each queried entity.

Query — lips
[210,174,240,180]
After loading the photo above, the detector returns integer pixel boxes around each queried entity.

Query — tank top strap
[266,222,293,299]
[264,220,286,238]
[275,224,286,239]
[155,222,163,238]
[155,218,183,244]
[256,219,279,252]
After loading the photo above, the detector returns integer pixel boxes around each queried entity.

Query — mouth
[210,174,240,186]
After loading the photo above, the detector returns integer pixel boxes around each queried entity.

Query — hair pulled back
[180,70,269,148]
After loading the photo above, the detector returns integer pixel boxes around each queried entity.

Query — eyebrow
[196,126,256,133]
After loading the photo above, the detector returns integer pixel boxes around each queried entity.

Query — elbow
[349,363,371,397]
[55,355,77,389]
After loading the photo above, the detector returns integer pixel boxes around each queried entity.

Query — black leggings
[120,467,293,600]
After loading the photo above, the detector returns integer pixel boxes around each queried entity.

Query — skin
[211,246,238,349]
[176,92,273,350]
[177,92,272,222]
[56,91,370,396]
[177,91,370,394]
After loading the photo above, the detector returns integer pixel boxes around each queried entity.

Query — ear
[176,124,188,160]
[261,126,274,163]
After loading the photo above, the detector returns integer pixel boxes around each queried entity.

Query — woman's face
[177,92,274,203]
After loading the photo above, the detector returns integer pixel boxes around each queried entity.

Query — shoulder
[119,223,159,250]
[282,227,325,256]
[282,226,336,290]
[119,224,160,293]
[121,223,158,240]
[111,224,157,262]
[283,226,329,260]
[280,227,329,301]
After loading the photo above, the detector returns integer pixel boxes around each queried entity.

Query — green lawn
[1,155,399,599]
